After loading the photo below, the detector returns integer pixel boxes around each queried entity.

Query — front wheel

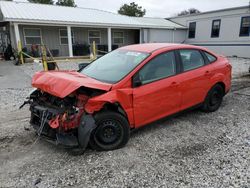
[89,111,130,151]
[201,84,224,112]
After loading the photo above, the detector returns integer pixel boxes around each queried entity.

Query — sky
[15,0,250,17]
[74,0,250,17]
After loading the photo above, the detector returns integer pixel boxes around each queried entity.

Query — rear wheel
[89,111,130,151]
[201,84,224,112]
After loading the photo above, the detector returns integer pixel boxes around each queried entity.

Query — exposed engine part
[30,90,89,131]
[27,87,102,149]
[38,110,49,136]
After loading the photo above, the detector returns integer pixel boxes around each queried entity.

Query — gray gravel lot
[0,58,249,187]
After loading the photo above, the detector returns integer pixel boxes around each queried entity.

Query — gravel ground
[0,58,249,188]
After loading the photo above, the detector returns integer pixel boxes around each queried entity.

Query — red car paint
[32,70,112,98]
[48,94,89,130]
[32,43,231,129]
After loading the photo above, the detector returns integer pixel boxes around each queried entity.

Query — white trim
[88,30,101,45]
[112,31,124,45]
[13,23,20,48]
[23,27,42,45]
[67,26,73,57]
[59,28,74,45]
[107,27,112,52]
[139,29,142,44]
[8,20,185,29]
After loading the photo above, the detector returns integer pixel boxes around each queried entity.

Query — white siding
[146,29,186,43]
[170,7,250,58]
[204,46,250,57]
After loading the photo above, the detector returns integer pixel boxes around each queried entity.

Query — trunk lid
[32,71,112,98]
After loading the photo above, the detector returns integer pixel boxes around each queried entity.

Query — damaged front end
[26,88,104,150]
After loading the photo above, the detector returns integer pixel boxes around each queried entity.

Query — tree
[118,2,146,17]
[28,0,54,4]
[56,0,77,7]
[178,8,201,16]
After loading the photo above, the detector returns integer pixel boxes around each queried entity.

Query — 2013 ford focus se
[25,43,232,151]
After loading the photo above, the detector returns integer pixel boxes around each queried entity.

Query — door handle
[170,81,179,87]
[204,70,211,76]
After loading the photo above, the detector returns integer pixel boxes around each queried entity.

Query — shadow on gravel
[173,143,209,158]
[237,73,250,78]
[231,79,250,92]
[0,136,14,144]
[0,133,36,150]
[130,108,202,139]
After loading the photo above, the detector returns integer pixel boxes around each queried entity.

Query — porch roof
[0,1,186,29]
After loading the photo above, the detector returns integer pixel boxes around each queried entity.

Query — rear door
[177,49,213,110]
[132,51,182,128]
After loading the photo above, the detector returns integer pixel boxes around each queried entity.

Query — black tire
[201,84,224,112]
[89,111,130,151]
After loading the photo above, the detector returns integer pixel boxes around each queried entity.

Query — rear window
[204,52,217,63]
[179,49,205,71]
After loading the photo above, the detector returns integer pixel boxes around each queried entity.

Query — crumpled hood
[32,71,112,98]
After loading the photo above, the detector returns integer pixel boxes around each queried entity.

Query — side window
[138,51,176,85]
[179,49,205,71]
[204,52,217,63]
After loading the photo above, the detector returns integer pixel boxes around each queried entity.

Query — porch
[11,23,141,57]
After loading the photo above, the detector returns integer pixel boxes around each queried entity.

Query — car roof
[119,43,207,53]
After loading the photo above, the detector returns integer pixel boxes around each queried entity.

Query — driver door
[132,51,182,128]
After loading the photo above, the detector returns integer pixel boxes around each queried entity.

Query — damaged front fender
[84,89,135,126]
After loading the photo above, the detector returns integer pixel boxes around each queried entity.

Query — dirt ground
[0,58,249,188]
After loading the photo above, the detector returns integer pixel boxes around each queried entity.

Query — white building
[169,6,250,58]
[0,1,186,57]
[0,1,249,58]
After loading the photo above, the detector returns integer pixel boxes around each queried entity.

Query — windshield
[81,50,149,83]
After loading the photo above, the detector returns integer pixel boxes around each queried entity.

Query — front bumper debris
[30,104,96,150]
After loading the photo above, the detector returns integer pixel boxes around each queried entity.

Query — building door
[134,30,140,44]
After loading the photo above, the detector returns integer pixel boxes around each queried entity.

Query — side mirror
[132,74,142,88]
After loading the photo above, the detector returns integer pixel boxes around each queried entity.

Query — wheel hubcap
[95,120,122,145]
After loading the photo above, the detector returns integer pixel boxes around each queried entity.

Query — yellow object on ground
[18,41,24,64]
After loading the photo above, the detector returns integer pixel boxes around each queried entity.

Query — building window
[88,30,101,44]
[24,28,41,45]
[113,31,124,44]
[59,29,74,45]
[211,19,221,38]
[188,22,196,39]
[240,16,250,37]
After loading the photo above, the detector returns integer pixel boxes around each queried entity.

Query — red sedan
[27,43,231,151]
